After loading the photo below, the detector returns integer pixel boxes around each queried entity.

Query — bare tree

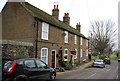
[89,19,116,57]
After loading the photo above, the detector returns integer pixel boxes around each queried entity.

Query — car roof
[95,59,103,61]
[16,58,42,61]
[105,58,110,60]
[3,58,40,61]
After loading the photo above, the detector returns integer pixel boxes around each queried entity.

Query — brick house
[2,2,89,68]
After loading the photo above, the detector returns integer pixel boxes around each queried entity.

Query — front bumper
[93,64,105,67]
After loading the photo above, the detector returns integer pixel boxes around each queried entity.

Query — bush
[59,61,69,67]
[99,55,106,59]
[92,56,99,60]
[59,61,73,70]
[64,63,73,70]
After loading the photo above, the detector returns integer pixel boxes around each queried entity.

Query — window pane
[65,50,68,54]
[74,49,77,59]
[42,49,45,56]
[81,49,83,57]
[41,22,49,40]
[81,37,82,45]
[36,60,46,68]
[41,48,48,64]
[41,57,46,63]
[64,31,68,43]
[64,49,68,61]
[25,60,36,68]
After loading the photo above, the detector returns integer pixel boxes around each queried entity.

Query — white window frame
[74,35,77,44]
[80,49,83,57]
[41,48,48,64]
[74,49,77,59]
[64,31,68,43]
[86,40,88,46]
[41,22,49,40]
[64,49,68,61]
[86,49,88,56]
[80,37,83,45]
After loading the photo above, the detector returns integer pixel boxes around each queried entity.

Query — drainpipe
[35,20,38,58]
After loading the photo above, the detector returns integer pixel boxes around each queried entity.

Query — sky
[0,0,119,50]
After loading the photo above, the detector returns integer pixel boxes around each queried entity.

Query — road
[56,60,119,80]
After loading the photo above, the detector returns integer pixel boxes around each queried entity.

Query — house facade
[2,2,89,68]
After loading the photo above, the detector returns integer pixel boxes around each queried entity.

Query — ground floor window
[74,49,77,59]
[80,49,83,57]
[64,49,68,61]
[86,49,88,56]
[41,48,48,64]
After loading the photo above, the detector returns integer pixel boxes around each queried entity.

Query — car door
[35,59,51,80]
[23,59,38,81]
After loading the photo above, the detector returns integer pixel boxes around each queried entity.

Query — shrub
[59,61,73,70]
[64,63,73,70]
[59,61,69,67]
[99,55,106,59]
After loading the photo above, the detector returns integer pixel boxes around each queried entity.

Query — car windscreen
[105,58,110,60]
[95,60,103,62]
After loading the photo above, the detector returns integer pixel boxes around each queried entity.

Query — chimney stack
[63,13,70,25]
[52,5,59,19]
[76,22,81,32]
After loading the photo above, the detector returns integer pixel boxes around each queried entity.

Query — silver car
[92,59,105,68]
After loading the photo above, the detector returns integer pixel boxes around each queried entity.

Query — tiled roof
[22,2,88,39]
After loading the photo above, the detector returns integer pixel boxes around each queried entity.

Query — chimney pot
[63,13,70,25]
[52,5,59,19]
[64,13,69,16]
[64,13,66,16]
[54,5,58,9]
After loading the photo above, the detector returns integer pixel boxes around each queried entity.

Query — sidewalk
[57,61,94,75]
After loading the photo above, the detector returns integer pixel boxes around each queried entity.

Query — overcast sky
[0,0,119,50]
[0,0,119,36]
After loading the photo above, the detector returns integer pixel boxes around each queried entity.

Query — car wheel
[50,73,56,81]
[103,65,105,68]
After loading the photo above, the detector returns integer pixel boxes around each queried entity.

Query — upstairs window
[80,37,83,45]
[74,35,77,44]
[41,22,49,40]
[86,40,88,46]
[64,31,68,43]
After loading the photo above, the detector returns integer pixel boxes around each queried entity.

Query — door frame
[51,50,56,68]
